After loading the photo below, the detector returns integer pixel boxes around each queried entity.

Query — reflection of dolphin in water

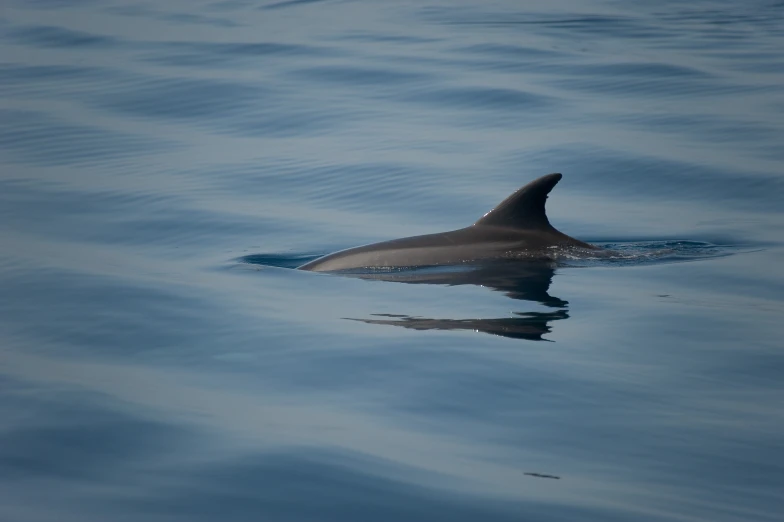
[299,173,596,272]
[351,261,567,307]
[344,262,569,341]
[348,310,568,341]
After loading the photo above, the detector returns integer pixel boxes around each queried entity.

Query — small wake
[556,240,753,267]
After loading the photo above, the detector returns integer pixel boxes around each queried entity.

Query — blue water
[1,0,783,520]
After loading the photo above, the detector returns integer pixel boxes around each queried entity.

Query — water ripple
[95,77,267,122]
[0,109,175,166]
[291,65,431,86]
[143,40,336,68]
[506,145,784,212]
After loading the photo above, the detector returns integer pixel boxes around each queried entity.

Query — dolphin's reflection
[348,310,568,341]
[342,261,569,341]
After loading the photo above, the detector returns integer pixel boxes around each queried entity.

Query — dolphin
[298,173,597,272]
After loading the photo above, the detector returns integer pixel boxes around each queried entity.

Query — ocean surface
[1,0,783,520]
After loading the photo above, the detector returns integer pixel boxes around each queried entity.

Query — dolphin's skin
[298,173,597,272]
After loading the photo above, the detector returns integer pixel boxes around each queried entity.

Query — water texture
[1,0,783,521]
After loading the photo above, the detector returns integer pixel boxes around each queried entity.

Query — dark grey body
[299,173,597,272]
[299,225,592,271]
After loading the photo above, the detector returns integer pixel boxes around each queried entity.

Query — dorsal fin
[474,173,562,229]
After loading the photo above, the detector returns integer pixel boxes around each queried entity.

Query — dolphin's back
[299,227,522,271]
[298,173,596,271]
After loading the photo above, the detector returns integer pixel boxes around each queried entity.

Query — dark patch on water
[333,32,440,44]
[0,63,104,84]
[525,472,561,479]
[261,0,330,11]
[103,5,239,27]
[7,0,99,9]
[400,85,554,112]
[143,40,334,68]
[7,25,120,48]
[291,65,431,87]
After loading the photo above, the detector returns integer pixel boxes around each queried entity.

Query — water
[1,0,783,520]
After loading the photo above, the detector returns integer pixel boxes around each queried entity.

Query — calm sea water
[1,0,783,520]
